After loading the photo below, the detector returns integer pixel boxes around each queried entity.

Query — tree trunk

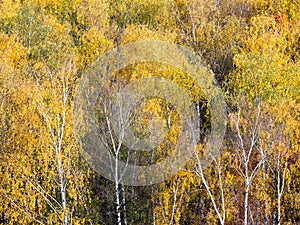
[244,187,249,225]
[115,158,122,225]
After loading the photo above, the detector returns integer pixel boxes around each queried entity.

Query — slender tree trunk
[115,158,122,225]
[244,187,249,225]
[277,194,281,225]
[277,152,281,225]
[169,183,179,225]
[59,167,68,225]
[103,98,123,225]
[122,185,127,225]
[196,161,225,225]
[276,150,287,225]
[194,105,225,225]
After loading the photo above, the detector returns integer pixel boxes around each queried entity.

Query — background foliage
[0,0,299,224]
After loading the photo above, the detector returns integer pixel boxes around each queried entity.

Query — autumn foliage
[0,0,299,224]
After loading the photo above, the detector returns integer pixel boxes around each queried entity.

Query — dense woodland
[0,0,299,224]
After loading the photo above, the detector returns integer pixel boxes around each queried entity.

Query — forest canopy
[0,0,299,224]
